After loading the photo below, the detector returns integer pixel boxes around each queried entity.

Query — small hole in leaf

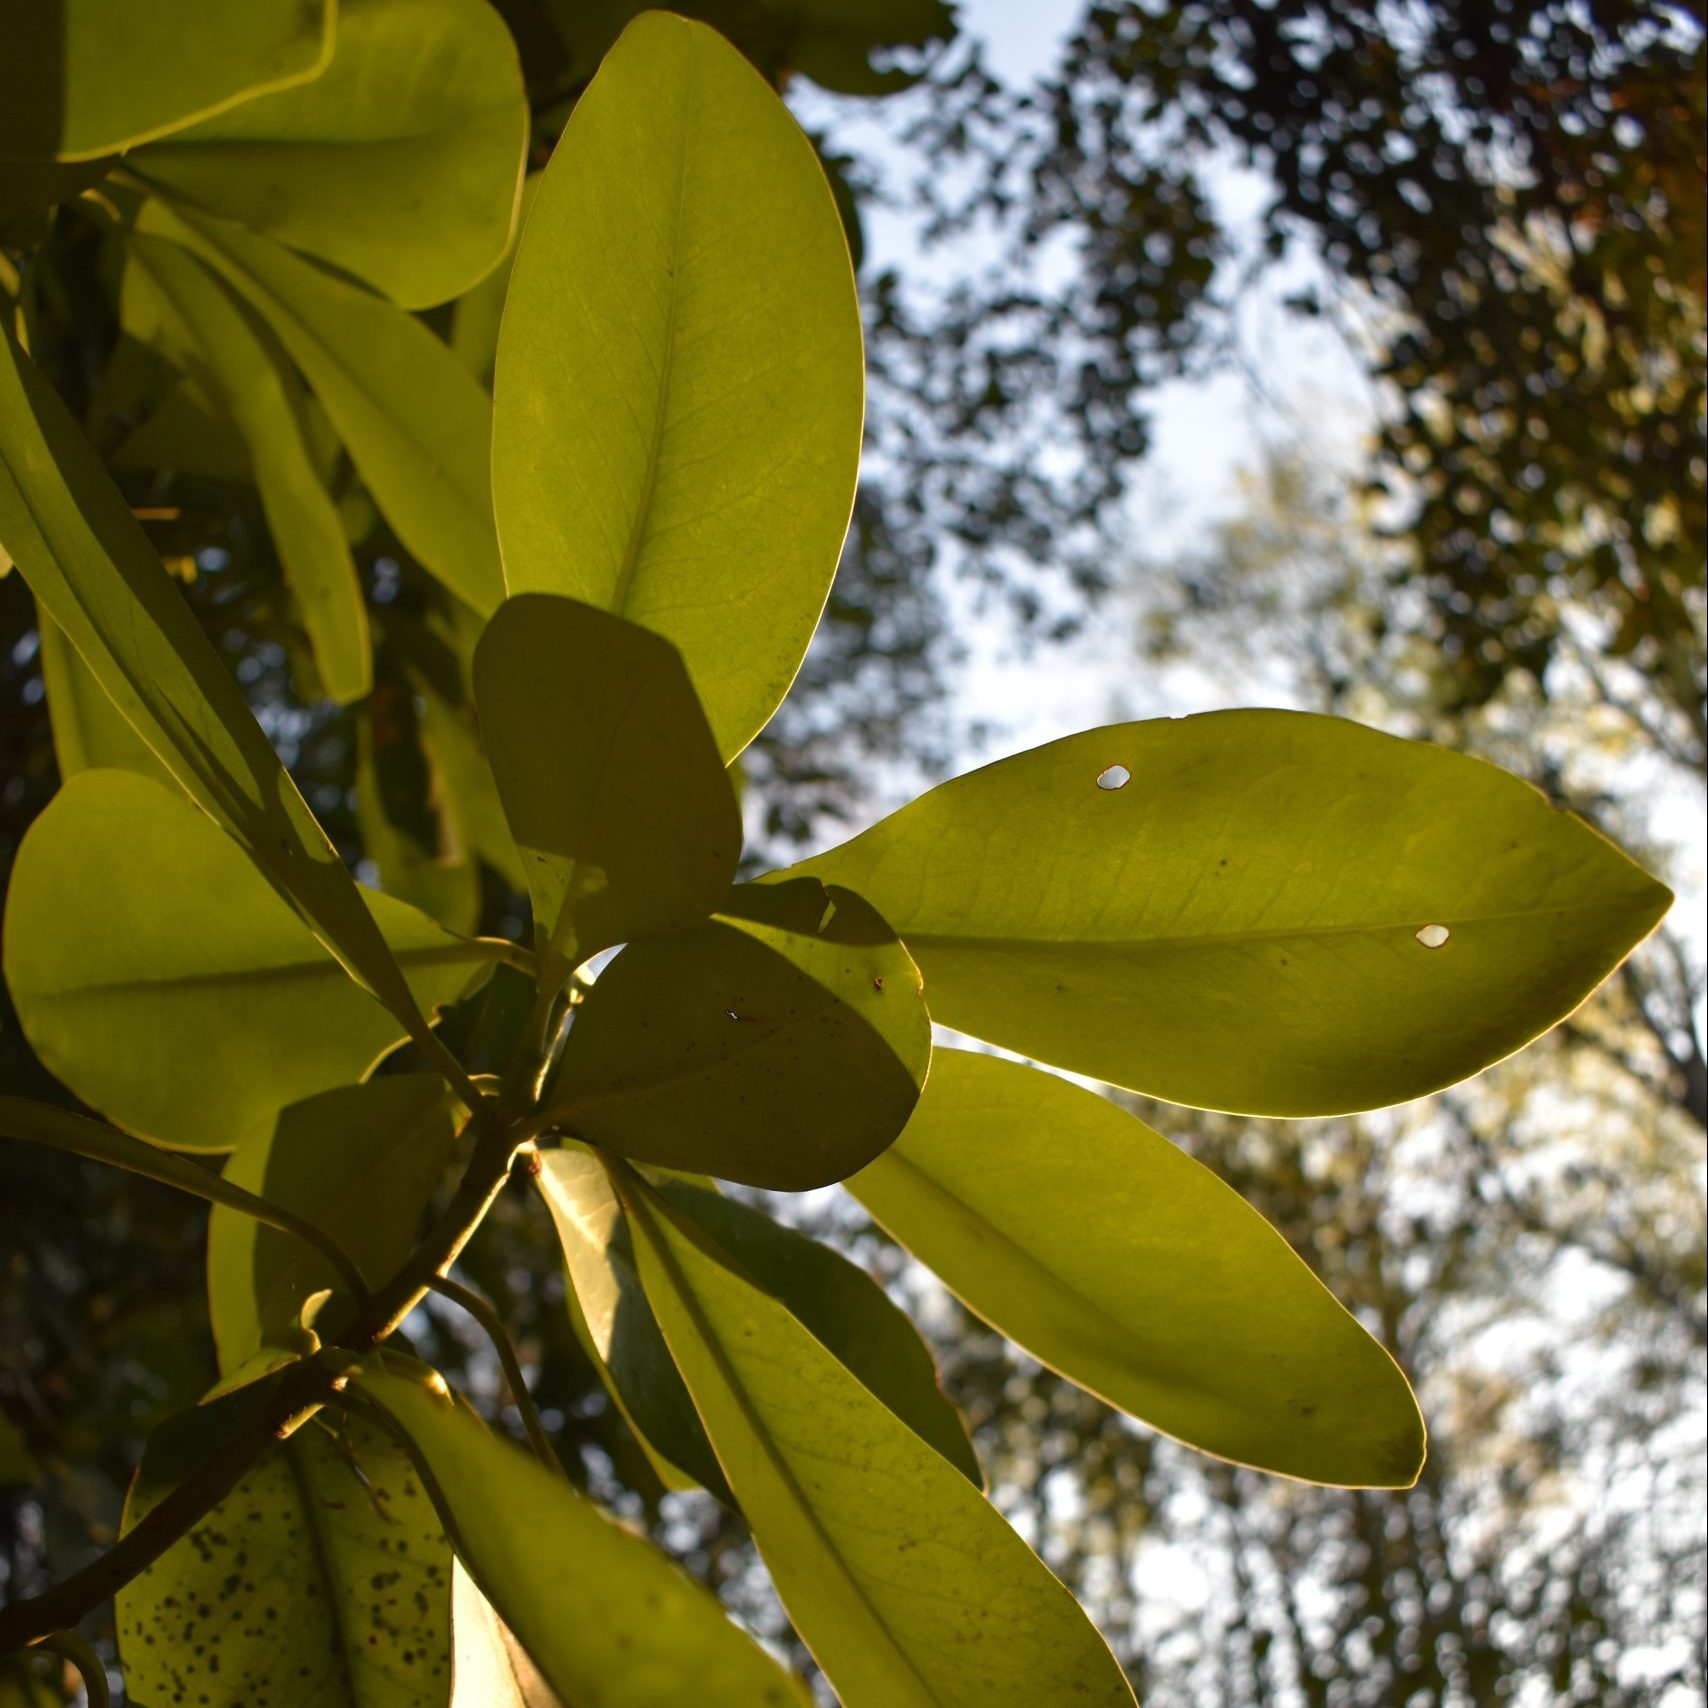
[1096,764,1130,791]
[1415,924,1450,949]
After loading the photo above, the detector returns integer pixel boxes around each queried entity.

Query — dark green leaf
[800,710,1672,1115]
[492,12,863,759]
[473,594,742,985]
[545,878,929,1189]
[851,1050,1426,1488]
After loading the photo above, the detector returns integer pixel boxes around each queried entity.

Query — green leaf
[208,1076,460,1375]
[0,320,443,1048]
[0,1094,368,1308]
[535,1146,738,1504]
[650,1174,982,1484]
[450,172,540,386]
[853,1051,1426,1487]
[800,710,1673,1115]
[619,1168,1138,1708]
[122,232,371,702]
[0,0,333,163]
[118,1402,454,1705]
[0,1409,37,1486]
[129,0,527,309]
[3,770,502,1152]
[474,594,742,985]
[352,1358,811,1706]
[545,878,930,1189]
[450,1563,561,1706]
[492,12,864,760]
[789,0,957,95]
[137,200,503,614]
[35,600,175,784]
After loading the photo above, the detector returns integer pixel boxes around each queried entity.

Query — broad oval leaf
[353,1359,811,1706]
[118,1400,454,1705]
[545,878,929,1189]
[474,594,742,982]
[535,1146,736,1506]
[3,771,502,1151]
[138,200,503,614]
[492,12,864,760]
[130,0,527,308]
[0,321,439,1042]
[620,1170,1138,1708]
[800,709,1672,1115]
[0,0,333,163]
[122,232,371,702]
[852,1050,1426,1487]
[208,1076,460,1374]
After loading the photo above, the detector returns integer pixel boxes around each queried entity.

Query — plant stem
[428,1276,562,1476]
[0,1103,535,1656]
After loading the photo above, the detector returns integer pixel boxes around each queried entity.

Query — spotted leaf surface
[118,1408,453,1706]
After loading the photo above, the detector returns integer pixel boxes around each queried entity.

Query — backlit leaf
[208,1076,460,1374]
[3,771,502,1152]
[353,1359,811,1706]
[122,232,371,702]
[36,601,174,784]
[138,200,503,614]
[0,321,439,1042]
[0,0,333,162]
[800,709,1672,1115]
[851,1050,1426,1487]
[130,0,527,308]
[450,1563,561,1707]
[492,12,863,759]
[545,878,929,1189]
[473,594,742,986]
[620,1169,1138,1708]
[118,1401,454,1705]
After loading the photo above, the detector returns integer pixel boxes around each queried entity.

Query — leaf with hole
[492,12,863,759]
[851,1050,1425,1487]
[474,593,742,986]
[800,709,1672,1115]
[619,1168,1138,1708]
[545,878,929,1189]
[129,0,526,308]
[352,1359,810,1706]
[3,771,503,1152]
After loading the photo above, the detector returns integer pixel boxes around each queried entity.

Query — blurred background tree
[2,1,1702,1702]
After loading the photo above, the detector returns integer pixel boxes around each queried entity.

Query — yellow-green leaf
[852,1050,1426,1487]
[492,12,863,760]
[0,320,437,1044]
[118,1403,454,1705]
[450,1563,561,1707]
[473,594,742,985]
[0,0,333,163]
[129,0,526,309]
[620,1169,1138,1708]
[137,200,503,614]
[353,1360,811,1706]
[3,771,502,1152]
[122,232,371,702]
[545,878,929,1189]
[35,600,173,784]
[800,710,1673,1115]
[208,1076,460,1374]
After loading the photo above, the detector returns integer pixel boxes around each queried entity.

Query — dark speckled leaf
[117,1404,453,1706]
